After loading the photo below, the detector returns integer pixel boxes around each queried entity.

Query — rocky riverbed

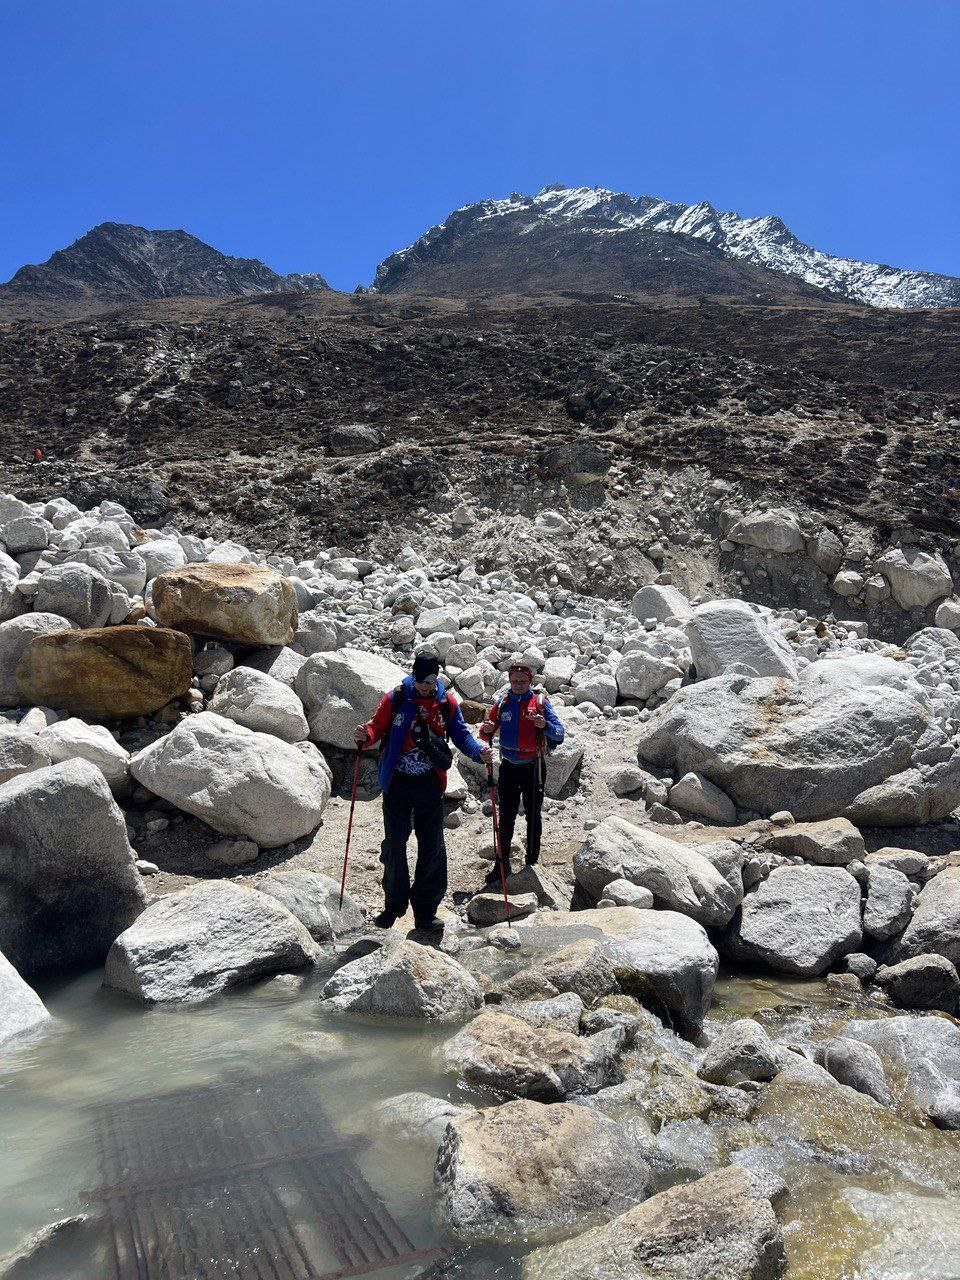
[1,485,960,1278]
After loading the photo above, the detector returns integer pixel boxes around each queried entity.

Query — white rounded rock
[38,718,130,793]
[130,712,330,847]
[208,667,309,743]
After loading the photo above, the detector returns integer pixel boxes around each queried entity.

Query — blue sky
[1,0,957,291]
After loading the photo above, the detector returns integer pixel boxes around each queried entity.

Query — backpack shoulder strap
[378,684,408,756]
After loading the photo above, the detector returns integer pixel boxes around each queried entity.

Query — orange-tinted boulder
[16,626,193,719]
[152,564,298,646]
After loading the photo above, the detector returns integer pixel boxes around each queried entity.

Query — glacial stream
[1,960,959,1279]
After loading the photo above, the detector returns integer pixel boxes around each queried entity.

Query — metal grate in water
[87,1073,447,1280]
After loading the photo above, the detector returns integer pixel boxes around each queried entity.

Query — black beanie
[412,652,441,681]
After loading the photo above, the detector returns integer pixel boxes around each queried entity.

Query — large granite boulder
[523,1163,786,1280]
[544,706,585,797]
[574,817,741,928]
[295,648,405,749]
[844,755,960,827]
[104,881,318,1004]
[686,600,798,681]
[724,866,862,977]
[636,672,956,822]
[329,423,382,455]
[875,954,959,1013]
[615,651,684,702]
[322,939,482,1020]
[516,908,718,1033]
[874,546,953,610]
[152,563,298,645]
[801,651,931,707]
[435,1010,625,1101]
[239,644,307,690]
[812,1036,892,1106]
[669,771,738,824]
[208,666,309,742]
[892,868,960,966]
[863,865,914,941]
[0,760,146,976]
[64,544,148,596]
[254,870,364,941]
[845,1014,960,1129]
[0,950,53,1049]
[435,1099,651,1241]
[728,507,804,554]
[130,712,330,847]
[0,613,74,707]
[16,626,192,718]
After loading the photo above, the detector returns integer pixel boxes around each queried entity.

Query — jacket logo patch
[501,711,513,722]
[393,713,405,726]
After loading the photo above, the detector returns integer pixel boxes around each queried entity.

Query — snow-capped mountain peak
[376,185,960,308]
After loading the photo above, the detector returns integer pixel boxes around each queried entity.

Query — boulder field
[2,485,960,1276]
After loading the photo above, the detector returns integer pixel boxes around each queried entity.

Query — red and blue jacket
[362,674,486,791]
[481,688,565,764]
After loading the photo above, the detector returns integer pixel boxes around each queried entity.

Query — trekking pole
[486,762,511,920]
[339,747,362,910]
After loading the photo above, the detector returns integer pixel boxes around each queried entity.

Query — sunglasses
[414,673,439,687]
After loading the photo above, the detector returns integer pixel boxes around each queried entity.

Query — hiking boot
[484,860,511,886]
[373,908,401,929]
[524,854,539,867]
[413,915,444,934]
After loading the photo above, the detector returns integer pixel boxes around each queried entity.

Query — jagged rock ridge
[373,185,960,309]
[0,222,330,312]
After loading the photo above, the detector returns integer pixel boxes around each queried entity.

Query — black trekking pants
[380,770,447,920]
[498,758,545,866]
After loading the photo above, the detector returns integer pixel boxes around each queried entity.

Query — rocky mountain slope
[373,185,960,309]
[0,289,958,643]
[0,223,330,320]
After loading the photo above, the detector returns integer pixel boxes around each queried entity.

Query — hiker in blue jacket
[480,661,565,876]
[355,652,492,933]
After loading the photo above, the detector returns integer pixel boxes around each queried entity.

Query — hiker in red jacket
[480,662,565,877]
[355,652,492,933]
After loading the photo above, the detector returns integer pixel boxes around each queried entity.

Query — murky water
[1,963,959,1278]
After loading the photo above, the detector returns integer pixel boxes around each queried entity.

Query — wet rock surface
[322,938,483,1020]
[435,1010,626,1101]
[522,1163,787,1280]
[0,952,52,1049]
[435,1097,651,1241]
